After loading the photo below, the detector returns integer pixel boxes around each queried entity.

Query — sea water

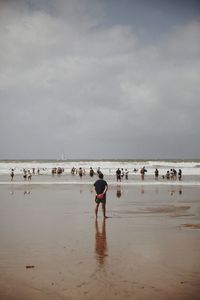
[0,159,200,185]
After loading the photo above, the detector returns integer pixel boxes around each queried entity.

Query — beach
[0,177,200,300]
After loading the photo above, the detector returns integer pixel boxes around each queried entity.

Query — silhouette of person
[89,167,94,177]
[94,173,108,219]
[125,169,129,180]
[10,169,14,181]
[79,167,83,178]
[116,168,121,182]
[27,170,32,181]
[140,166,147,180]
[178,169,182,180]
[155,168,159,179]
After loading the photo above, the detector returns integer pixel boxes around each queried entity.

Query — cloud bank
[0,0,200,159]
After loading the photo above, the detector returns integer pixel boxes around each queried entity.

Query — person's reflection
[116,186,122,198]
[24,190,31,195]
[95,219,108,267]
[79,184,83,194]
[141,186,145,194]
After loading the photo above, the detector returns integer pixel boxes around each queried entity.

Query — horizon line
[0,158,200,162]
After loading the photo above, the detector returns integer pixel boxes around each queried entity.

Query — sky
[0,0,200,160]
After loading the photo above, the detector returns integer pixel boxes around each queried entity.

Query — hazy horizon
[0,157,200,162]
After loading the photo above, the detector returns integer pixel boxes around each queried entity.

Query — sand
[0,181,200,300]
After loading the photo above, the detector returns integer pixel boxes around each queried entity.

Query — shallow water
[1,172,200,186]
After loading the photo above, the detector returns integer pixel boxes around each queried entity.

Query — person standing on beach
[23,169,27,180]
[27,170,32,181]
[116,168,121,182]
[166,170,170,180]
[155,168,159,180]
[178,169,182,180]
[10,169,14,181]
[94,173,108,219]
[140,166,147,180]
[79,167,83,178]
[97,167,101,175]
[89,167,94,177]
[125,169,129,180]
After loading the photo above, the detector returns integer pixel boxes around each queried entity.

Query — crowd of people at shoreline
[10,167,43,181]
[9,166,182,182]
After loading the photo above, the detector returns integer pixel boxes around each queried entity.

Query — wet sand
[0,183,200,300]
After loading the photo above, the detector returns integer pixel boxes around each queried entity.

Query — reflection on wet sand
[182,223,200,229]
[95,219,108,267]
[116,186,122,198]
[10,190,31,195]
[24,190,31,195]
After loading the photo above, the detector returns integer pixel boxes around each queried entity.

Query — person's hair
[99,173,104,179]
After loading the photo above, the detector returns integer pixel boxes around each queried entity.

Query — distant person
[121,168,124,179]
[79,167,83,178]
[140,166,147,180]
[10,169,14,181]
[52,168,56,175]
[27,170,32,181]
[89,167,94,177]
[166,170,170,180]
[71,167,75,175]
[97,167,101,175]
[57,167,62,175]
[116,168,121,182]
[170,169,174,180]
[23,169,27,180]
[94,173,108,219]
[178,169,182,181]
[173,169,177,179]
[155,168,159,179]
[125,169,129,180]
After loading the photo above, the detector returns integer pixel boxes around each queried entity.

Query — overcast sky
[0,0,200,159]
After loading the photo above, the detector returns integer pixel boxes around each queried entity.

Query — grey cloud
[0,0,200,159]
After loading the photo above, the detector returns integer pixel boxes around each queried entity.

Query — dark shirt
[94,179,108,195]
[116,169,121,175]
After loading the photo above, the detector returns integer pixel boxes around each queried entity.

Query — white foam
[0,160,200,176]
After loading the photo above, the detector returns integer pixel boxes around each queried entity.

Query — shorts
[95,194,106,204]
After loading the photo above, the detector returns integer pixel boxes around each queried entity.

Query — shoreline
[0,180,200,186]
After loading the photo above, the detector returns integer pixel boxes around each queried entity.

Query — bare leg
[102,203,107,219]
[95,203,100,219]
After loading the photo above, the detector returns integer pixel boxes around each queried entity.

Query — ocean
[0,159,200,185]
